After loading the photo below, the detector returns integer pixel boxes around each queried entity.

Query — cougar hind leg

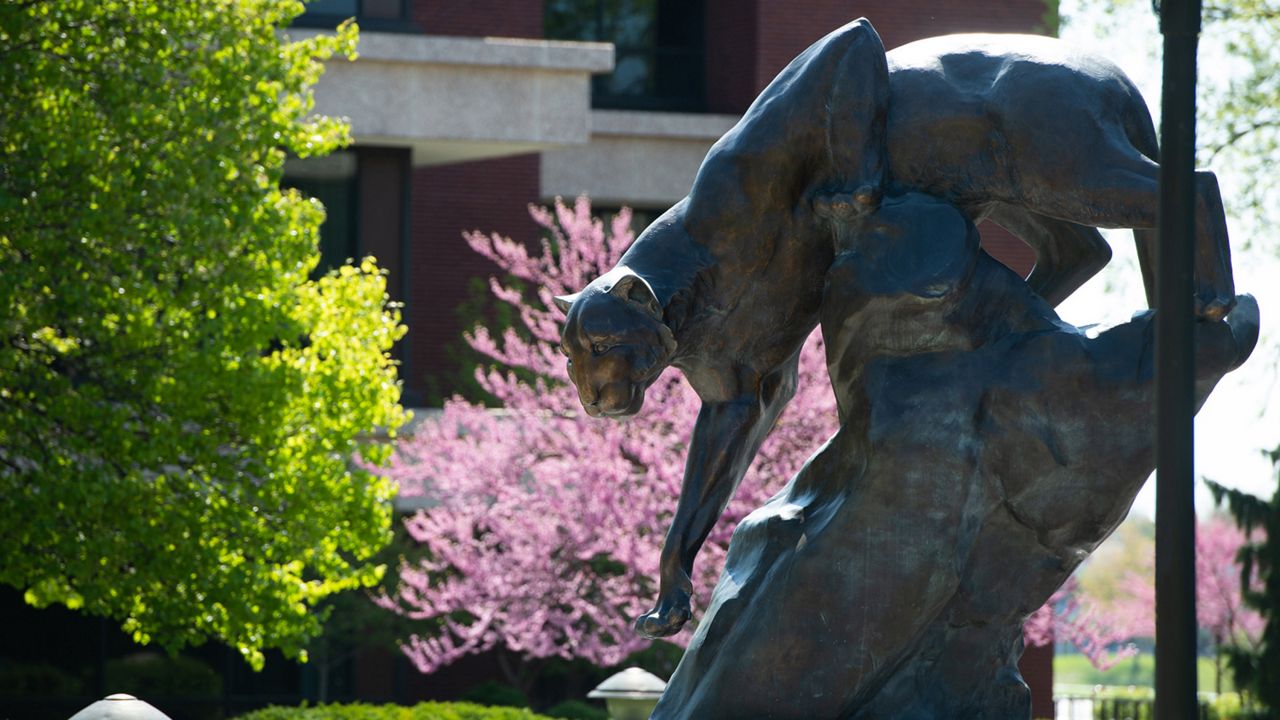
[1007,144,1234,318]
[985,205,1112,308]
[1192,170,1236,320]
[1129,172,1234,319]
[1134,227,1157,307]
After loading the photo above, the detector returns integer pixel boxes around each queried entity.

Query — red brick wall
[708,0,1052,114]
[705,0,760,114]
[1019,641,1055,719]
[754,0,866,96]
[406,155,542,400]
[400,1,542,400]
[410,0,543,38]
[980,222,1036,278]
[856,0,1053,51]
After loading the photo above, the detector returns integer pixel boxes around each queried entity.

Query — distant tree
[1023,577,1141,670]
[1194,0,1280,228]
[1075,514,1156,606]
[377,197,839,689]
[305,531,424,702]
[1099,512,1265,693]
[0,1,407,669]
[1023,512,1266,683]
[1208,452,1279,709]
[1068,0,1280,226]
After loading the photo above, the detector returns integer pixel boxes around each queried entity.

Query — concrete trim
[589,109,740,140]
[541,110,742,207]
[289,29,615,72]
[303,31,617,166]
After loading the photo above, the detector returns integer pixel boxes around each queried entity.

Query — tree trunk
[496,647,538,698]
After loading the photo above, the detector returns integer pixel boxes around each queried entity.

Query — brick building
[291,0,1044,404]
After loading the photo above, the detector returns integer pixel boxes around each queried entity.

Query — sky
[1054,0,1280,518]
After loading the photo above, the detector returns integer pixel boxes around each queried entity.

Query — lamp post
[587,667,667,720]
[1153,0,1201,718]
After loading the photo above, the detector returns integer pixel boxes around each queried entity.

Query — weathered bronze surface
[555,17,1254,718]
[653,192,1255,718]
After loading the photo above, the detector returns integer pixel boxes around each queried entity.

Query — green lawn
[1054,653,1235,693]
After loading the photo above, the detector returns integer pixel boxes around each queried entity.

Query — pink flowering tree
[1024,514,1265,680]
[377,196,1124,686]
[1024,577,1141,670]
[377,197,837,688]
[1101,513,1266,691]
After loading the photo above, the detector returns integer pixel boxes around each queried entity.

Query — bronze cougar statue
[556,17,1236,639]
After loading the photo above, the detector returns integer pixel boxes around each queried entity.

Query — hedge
[233,702,559,720]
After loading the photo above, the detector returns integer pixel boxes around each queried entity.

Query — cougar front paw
[1195,288,1236,322]
[634,590,692,639]
[812,184,882,222]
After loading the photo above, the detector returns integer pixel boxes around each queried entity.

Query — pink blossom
[1027,514,1266,671]
[380,197,838,673]
[1105,514,1265,646]
[1024,577,1139,670]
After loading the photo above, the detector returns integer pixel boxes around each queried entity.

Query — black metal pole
[1155,0,1200,718]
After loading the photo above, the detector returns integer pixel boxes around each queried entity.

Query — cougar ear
[609,274,663,320]
[827,18,889,191]
[553,292,581,314]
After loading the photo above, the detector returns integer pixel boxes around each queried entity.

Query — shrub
[0,662,84,697]
[1202,692,1273,720]
[234,702,556,720]
[459,681,529,709]
[104,653,222,699]
[541,700,607,720]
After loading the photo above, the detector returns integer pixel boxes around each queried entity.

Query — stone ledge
[541,111,742,206]
[298,31,616,165]
[589,109,740,140]
[289,29,615,73]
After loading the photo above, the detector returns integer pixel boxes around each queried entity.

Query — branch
[1206,118,1280,161]
[1204,5,1280,22]
[1205,477,1272,534]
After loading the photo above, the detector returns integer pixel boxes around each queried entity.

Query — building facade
[291,0,1045,406]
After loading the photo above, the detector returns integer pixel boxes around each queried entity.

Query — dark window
[546,0,706,112]
[283,148,414,400]
[283,151,359,275]
[304,0,358,16]
[282,149,408,291]
[293,0,413,31]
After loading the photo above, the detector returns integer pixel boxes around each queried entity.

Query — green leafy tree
[0,0,408,669]
[1207,452,1280,711]
[304,531,423,702]
[1195,1,1280,228]
[1065,0,1280,227]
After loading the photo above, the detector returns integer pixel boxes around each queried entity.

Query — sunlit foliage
[0,0,408,669]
